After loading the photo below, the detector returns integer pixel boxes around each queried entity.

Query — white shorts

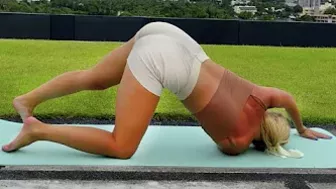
[127,22,209,100]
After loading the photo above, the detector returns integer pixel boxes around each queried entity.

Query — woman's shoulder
[253,86,295,109]
[252,86,279,109]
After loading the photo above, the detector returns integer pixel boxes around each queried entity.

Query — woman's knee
[107,143,137,159]
[114,148,136,159]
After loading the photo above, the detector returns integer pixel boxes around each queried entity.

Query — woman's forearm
[284,97,306,133]
[267,87,306,133]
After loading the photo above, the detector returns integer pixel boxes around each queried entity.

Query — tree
[17,2,34,13]
[284,5,293,12]
[293,4,303,13]
[119,11,133,16]
[324,7,336,15]
[259,14,275,20]
[0,0,246,20]
[297,14,315,21]
[0,0,236,19]
[238,11,254,19]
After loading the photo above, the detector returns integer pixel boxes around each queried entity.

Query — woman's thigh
[112,64,160,155]
[87,37,136,89]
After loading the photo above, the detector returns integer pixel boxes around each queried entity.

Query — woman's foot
[13,96,34,121]
[2,117,43,152]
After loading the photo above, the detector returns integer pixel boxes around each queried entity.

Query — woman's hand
[299,127,333,140]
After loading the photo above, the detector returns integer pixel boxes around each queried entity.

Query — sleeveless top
[193,68,258,143]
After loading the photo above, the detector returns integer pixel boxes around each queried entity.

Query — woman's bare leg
[3,65,160,159]
[2,117,124,158]
[14,38,136,121]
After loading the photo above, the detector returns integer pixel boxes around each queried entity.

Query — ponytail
[266,145,304,159]
[260,111,304,159]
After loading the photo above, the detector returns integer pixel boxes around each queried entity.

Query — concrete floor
[0,180,290,189]
[1,180,336,189]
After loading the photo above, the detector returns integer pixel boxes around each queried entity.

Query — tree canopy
[0,0,306,20]
[0,0,235,19]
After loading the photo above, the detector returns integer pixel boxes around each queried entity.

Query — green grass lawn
[0,39,335,125]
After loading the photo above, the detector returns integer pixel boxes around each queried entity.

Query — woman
[2,22,331,159]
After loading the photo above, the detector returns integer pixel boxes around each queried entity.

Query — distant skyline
[299,0,321,7]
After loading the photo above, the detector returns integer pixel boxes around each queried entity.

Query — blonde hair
[257,111,304,158]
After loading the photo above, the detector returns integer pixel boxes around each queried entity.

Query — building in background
[313,14,336,22]
[299,0,321,16]
[299,0,321,8]
[231,0,251,6]
[285,2,298,7]
[302,7,320,15]
[299,0,335,22]
[234,6,258,14]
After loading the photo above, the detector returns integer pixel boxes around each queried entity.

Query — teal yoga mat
[0,119,335,168]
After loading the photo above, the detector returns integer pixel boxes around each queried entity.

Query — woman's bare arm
[265,87,306,133]
[264,87,332,140]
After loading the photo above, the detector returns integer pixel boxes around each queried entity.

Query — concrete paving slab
[0,180,288,189]
[309,183,336,189]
